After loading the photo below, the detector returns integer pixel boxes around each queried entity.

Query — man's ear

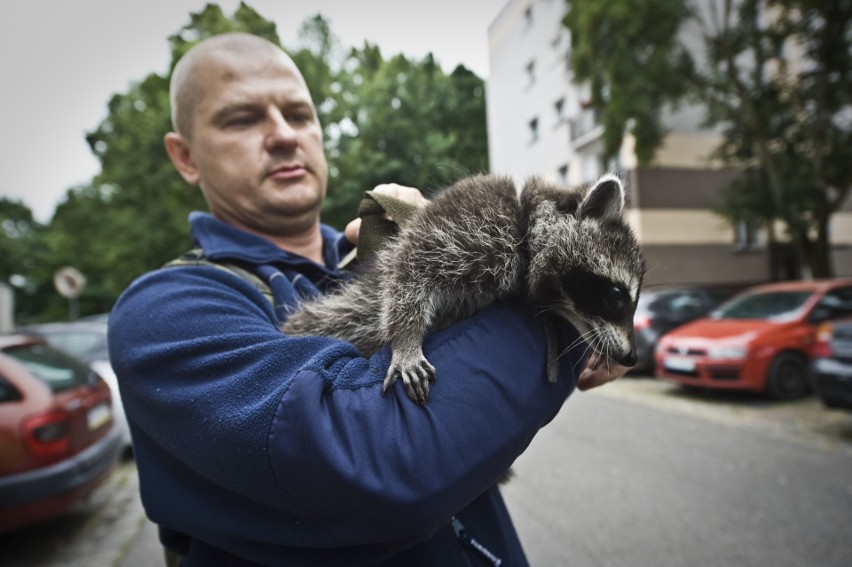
[164,132,200,185]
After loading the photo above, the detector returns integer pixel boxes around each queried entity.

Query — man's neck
[267,224,324,265]
[235,221,324,265]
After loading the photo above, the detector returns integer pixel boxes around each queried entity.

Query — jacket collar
[188,211,353,272]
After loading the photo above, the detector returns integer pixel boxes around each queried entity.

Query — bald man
[109,32,623,566]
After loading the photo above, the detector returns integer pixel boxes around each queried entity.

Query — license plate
[833,344,852,359]
[664,355,696,372]
[87,403,112,430]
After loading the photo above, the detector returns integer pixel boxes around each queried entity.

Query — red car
[655,278,852,399]
[0,334,122,534]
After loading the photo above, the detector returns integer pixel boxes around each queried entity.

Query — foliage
[16,2,488,322]
[563,0,693,163]
[0,199,55,323]
[564,0,852,278]
[698,0,852,278]
[321,49,488,228]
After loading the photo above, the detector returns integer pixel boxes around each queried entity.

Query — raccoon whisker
[534,304,562,316]
[565,332,591,351]
[569,327,606,370]
[569,343,594,371]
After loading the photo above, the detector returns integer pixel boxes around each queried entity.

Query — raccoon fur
[283,173,646,404]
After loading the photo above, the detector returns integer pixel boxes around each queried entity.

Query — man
[109,32,625,566]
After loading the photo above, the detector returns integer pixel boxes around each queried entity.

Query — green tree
[0,199,54,323]
[565,0,852,278]
[563,0,693,163]
[699,0,852,278]
[38,2,490,320]
[51,2,283,315]
[322,47,488,228]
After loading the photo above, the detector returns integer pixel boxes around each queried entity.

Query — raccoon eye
[607,285,627,311]
[560,269,632,322]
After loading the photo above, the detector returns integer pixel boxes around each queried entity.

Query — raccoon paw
[382,356,436,405]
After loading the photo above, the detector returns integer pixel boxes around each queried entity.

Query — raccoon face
[524,174,645,367]
[553,268,641,367]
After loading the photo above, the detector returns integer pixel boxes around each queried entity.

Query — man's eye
[226,115,257,127]
[286,112,311,124]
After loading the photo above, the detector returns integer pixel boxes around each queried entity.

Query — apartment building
[486,0,852,287]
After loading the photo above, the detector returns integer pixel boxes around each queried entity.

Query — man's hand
[344,184,428,245]
[577,351,629,391]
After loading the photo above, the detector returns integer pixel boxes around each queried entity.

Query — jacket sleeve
[108,264,583,549]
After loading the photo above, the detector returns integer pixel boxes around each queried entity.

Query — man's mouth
[268,164,307,180]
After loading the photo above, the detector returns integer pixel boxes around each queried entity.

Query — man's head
[164,32,328,239]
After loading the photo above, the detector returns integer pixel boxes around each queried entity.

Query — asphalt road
[502,378,852,567]
[3,376,851,567]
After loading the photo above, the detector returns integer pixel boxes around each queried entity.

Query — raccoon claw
[382,357,436,405]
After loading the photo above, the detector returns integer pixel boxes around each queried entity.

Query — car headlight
[707,346,748,360]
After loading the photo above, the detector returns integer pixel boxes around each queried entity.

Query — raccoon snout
[618,349,638,368]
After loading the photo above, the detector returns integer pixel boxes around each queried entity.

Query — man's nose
[265,110,298,149]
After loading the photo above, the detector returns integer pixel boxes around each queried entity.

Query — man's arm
[109,264,582,548]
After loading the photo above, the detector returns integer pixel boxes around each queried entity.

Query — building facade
[486,0,852,287]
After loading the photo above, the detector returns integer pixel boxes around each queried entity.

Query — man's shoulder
[162,247,274,306]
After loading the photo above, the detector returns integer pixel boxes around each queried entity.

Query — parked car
[810,316,852,410]
[655,278,852,399]
[632,285,739,373]
[0,334,122,534]
[17,317,132,455]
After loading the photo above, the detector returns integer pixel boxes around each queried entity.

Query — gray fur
[283,173,646,404]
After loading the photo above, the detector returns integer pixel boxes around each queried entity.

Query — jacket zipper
[451,516,503,566]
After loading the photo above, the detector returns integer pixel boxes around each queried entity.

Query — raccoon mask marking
[282,173,646,405]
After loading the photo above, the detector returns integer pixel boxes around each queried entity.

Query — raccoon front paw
[382,355,436,405]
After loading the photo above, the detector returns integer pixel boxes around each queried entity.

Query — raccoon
[283,173,646,404]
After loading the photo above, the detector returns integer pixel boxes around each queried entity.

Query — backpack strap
[164,248,275,307]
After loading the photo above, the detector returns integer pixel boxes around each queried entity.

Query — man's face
[178,50,328,236]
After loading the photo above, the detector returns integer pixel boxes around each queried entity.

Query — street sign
[53,266,86,299]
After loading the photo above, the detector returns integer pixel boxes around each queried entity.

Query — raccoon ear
[578,174,625,221]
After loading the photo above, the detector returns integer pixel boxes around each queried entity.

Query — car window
[37,331,105,360]
[707,290,734,305]
[639,292,705,318]
[713,291,813,321]
[636,293,670,316]
[668,292,706,316]
[815,287,852,320]
[0,375,23,403]
[2,344,93,394]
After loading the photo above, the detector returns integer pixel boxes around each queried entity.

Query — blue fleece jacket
[108,212,585,566]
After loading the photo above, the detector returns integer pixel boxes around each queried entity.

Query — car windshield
[37,330,106,362]
[3,343,93,393]
[711,291,813,321]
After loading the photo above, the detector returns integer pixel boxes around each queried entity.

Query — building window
[554,97,565,123]
[529,117,539,143]
[526,60,536,85]
[735,219,763,252]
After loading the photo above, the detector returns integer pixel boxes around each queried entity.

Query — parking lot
[598,375,852,455]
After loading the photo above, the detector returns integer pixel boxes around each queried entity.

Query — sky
[0,0,509,223]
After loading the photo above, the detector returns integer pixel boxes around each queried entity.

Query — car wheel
[766,352,809,400]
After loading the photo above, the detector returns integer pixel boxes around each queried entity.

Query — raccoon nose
[618,349,638,368]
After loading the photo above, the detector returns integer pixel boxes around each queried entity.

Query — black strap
[163,248,275,307]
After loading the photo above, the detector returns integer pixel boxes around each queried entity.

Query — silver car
[811,316,852,411]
